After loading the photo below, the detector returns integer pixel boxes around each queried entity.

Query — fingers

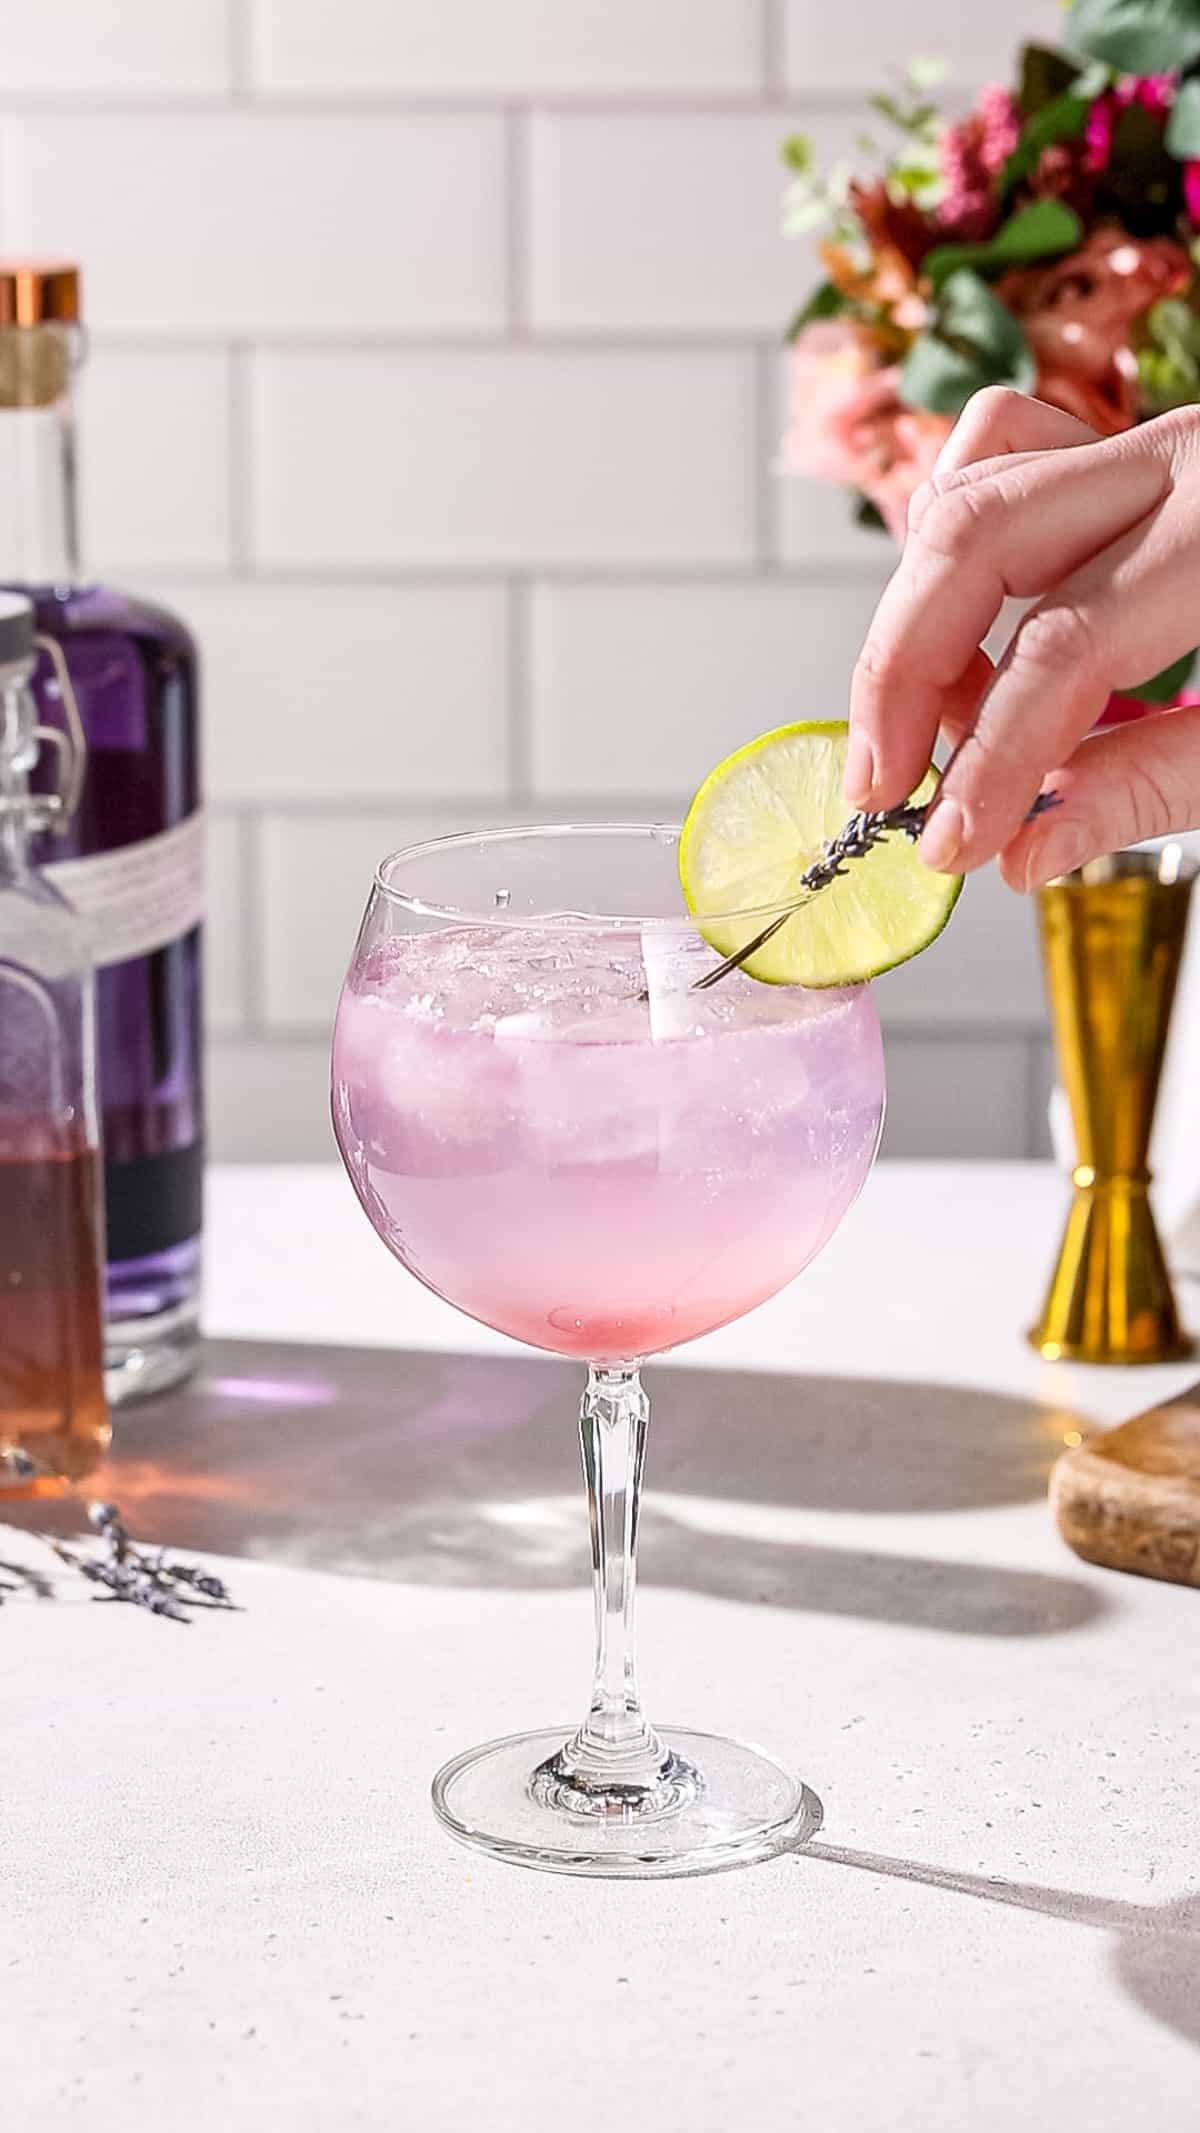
[919,418,1200,871]
[998,709,1200,890]
[931,388,1100,479]
[934,647,995,756]
[847,428,1172,810]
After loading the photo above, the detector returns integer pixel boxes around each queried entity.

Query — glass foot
[105,1300,200,1407]
[432,1725,822,1878]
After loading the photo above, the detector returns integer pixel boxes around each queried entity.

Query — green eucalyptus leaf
[1123,649,1198,703]
[938,269,1033,353]
[924,201,1083,289]
[1000,86,1093,192]
[899,336,996,413]
[1067,0,1200,75]
[900,270,1037,414]
[781,134,813,174]
[1166,75,1200,158]
[1136,292,1200,411]
[784,282,849,342]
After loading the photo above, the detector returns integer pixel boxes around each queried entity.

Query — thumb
[999,709,1200,890]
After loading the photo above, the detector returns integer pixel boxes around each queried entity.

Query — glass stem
[564,1364,665,1787]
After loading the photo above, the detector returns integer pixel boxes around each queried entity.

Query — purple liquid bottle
[0,264,203,1403]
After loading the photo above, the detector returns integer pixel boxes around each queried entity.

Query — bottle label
[43,810,205,969]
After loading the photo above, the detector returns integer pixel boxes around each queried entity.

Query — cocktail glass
[332,824,885,1876]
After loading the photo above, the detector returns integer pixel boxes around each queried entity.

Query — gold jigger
[1030,847,1195,1365]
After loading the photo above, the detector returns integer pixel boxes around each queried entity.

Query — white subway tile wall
[782,1,1064,94]
[250,347,758,568]
[1,115,508,334]
[251,0,764,99]
[530,579,890,796]
[0,1,231,99]
[529,112,825,333]
[0,0,1058,1160]
[80,348,234,572]
[142,582,512,803]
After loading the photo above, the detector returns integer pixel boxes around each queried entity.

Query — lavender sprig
[50,1541,192,1621]
[46,1501,236,1623]
[692,789,1061,992]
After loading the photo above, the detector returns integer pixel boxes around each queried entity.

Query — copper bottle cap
[0,263,80,327]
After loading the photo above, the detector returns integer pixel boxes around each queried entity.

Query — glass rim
[372,821,807,931]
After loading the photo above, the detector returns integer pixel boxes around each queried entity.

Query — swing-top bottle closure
[0,590,86,837]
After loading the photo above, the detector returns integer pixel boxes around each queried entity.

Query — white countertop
[3,1161,1199,2130]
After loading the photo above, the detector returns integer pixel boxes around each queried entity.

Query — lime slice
[679,720,961,987]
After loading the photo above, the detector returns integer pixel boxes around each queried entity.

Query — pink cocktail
[334,925,881,1361]
[331,824,885,1877]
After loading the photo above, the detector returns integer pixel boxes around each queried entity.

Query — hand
[845,387,1200,888]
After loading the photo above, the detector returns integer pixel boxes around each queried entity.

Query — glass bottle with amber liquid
[0,263,203,1404]
[0,590,108,1488]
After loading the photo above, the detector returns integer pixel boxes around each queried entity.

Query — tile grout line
[227,0,251,103]
[113,560,886,588]
[762,0,787,95]
[91,327,806,353]
[0,90,867,119]
[225,342,253,572]
[754,343,779,571]
[506,577,533,801]
[505,106,529,336]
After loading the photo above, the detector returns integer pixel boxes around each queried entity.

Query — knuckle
[961,384,1025,436]
[910,479,998,565]
[1126,747,1180,844]
[1160,403,1200,454]
[854,633,900,691]
[1131,403,1200,483]
[1011,602,1103,682]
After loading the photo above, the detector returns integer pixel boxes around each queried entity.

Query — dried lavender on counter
[47,1501,237,1623]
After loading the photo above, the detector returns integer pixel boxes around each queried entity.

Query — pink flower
[1087,72,1180,171]
[1185,161,1200,226]
[938,85,1021,237]
[939,128,992,239]
[867,402,954,540]
[1085,97,1115,173]
[1132,71,1178,117]
[782,321,952,541]
[976,84,1021,176]
[781,320,882,482]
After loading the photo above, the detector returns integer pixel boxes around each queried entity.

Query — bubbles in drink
[333,923,884,1359]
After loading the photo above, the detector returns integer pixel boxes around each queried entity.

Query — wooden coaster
[1050,1391,1200,1587]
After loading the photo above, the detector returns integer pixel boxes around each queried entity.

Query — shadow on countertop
[806,1843,1200,2055]
[2,1337,1103,1638]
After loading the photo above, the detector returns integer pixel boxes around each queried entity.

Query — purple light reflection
[207,1374,337,1409]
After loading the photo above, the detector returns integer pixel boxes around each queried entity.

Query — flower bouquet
[781,0,1200,710]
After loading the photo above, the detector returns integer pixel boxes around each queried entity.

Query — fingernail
[919,797,966,873]
[844,731,876,805]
